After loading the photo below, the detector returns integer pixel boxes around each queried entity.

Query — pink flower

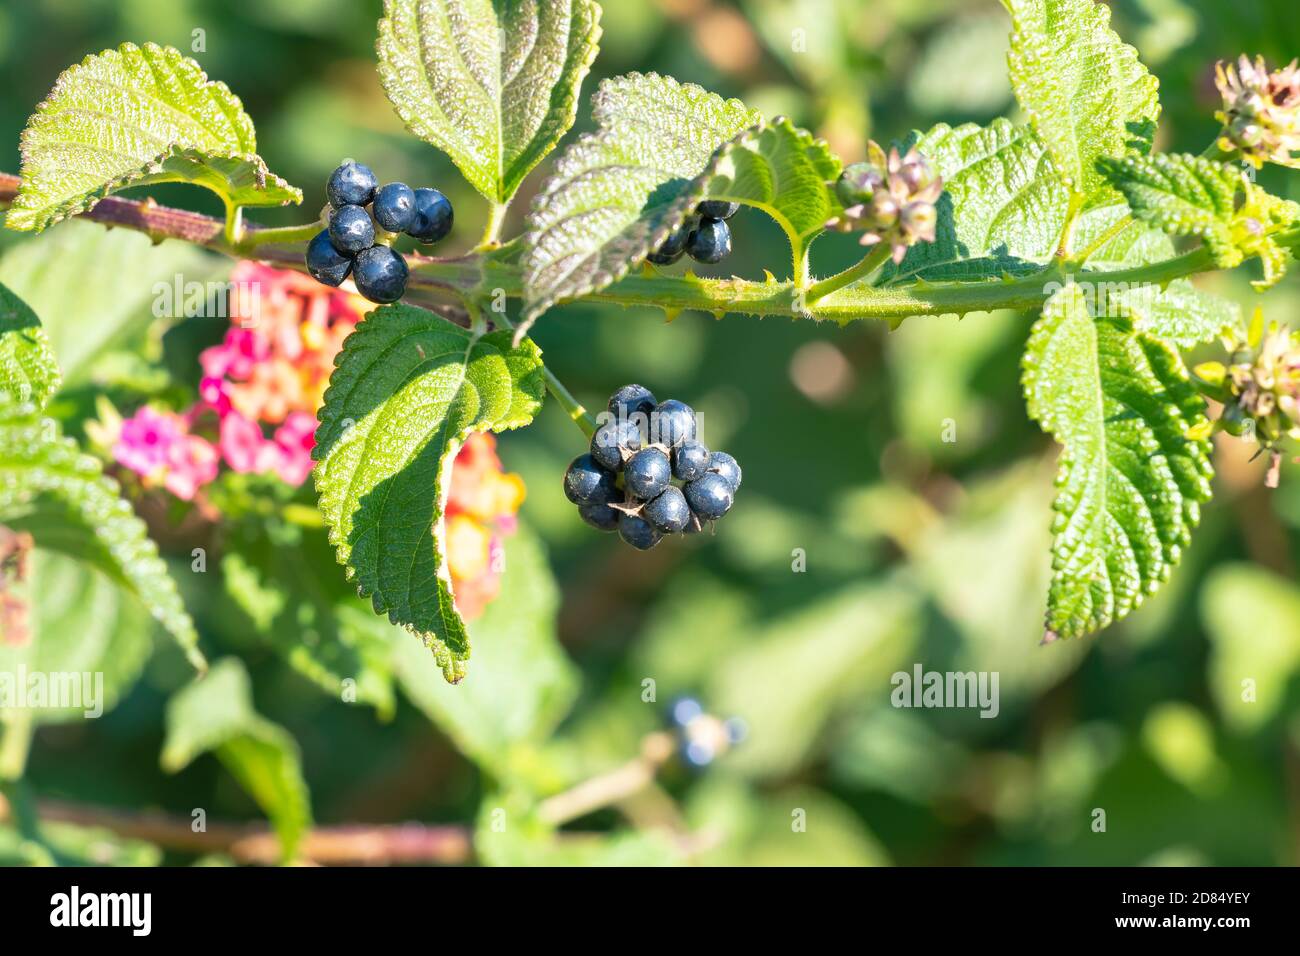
[112,406,218,501]
[219,413,282,475]
[114,407,184,476]
[198,375,232,416]
[163,434,220,500]
[272,412,318,485]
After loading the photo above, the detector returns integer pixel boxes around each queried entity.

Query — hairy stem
[804,243,892,304]
[0,172,1227,325]
[493,312,597,437]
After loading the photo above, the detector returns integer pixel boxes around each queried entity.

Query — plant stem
[237,219,325,252]
[480,200,510,248]
[804,243,892,304]
[493,311,597,437]
[0,172,1229,326]
[0,711,33,781]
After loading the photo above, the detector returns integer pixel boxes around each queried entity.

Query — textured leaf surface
[377,0,602,204]
[883,119,1068,283]
[162,658,311,861]
[1098,153,1242,262]
[0,552,153,725]
[1106,279,1240,347]
[0,403,204,670]
[522,72,762,326]
[393,525,576,778]
[1022,283,1213,640]
[313,305,546,683]
[7,42,299,232]
[1003,0,1159,198]
[0,284,59,407]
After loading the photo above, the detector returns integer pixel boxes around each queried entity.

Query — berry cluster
[563,385,743,550]
[647,201,739,266]
[305,160,454,304]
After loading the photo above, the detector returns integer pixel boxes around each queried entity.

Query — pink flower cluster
[111,263,366,499]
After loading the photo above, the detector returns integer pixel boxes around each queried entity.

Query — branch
[1,170,1226,325]
[0,790,471,865]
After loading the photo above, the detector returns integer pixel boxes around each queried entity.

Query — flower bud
[1215,55,1300,169]
[824,141,944,263]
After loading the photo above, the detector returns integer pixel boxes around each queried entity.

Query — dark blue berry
[352,245,408,303]
[305,229,352,286]
[608,384,656,421]
[373,182,416,233]
[708,451,742,492]
[564,454,617,505]
[685,218,731,263]
[643,486,690,533]
[672,440,710,482]
[578,501,620,531]
[591,418,643,471]
[327,160,378,207]
[685,472,733,519]
[650,399,696,448]
[647,223,692,265]
[683,511,707,534]
[618,513,662,550]
[408,188,454,243]
[697,200,739,220]
[624,448,671,500]
[329,204,374,254]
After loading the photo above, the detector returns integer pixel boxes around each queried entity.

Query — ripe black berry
[618,513,662,550]
[329,204,374,254]
[685,472,733,520]
[608,384,656,420]
[708,451,742,492]
[651,399,696,448]
[591,418,642,471]
[685,218,731,263]
[327,160,378,207]
[672,439,710,482]
[624,447,671,500]
[643,485,690,533]
[306,229,352,286]
[409,188,454,243]
[564,454,617,505]
[353,245,409,303]
[373,182,416,233]
[578,501,620,531]
[697,200,739,220]
[647,223,692,265]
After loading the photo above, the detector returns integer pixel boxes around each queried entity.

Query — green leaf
[0,551,154,726]
[1022,282,1213,640]
[1106,279,1240,347]
[0,284,59,407]
[377,0,602,205]
[312,305,546,683]
[521,72,763,328]
[0,221,223,383]
[0,403,205,671]
[1200,564,1300,732]
[1097,153,1243,263]
[392,524,577,779]
[161,658,311,862]
[882,119,1069,283]
[6,42,300,233]
[1003,0,1159,199]
[221,550,396,718]
[1099,152,1300,286]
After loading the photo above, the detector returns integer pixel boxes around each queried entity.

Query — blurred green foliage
[2,0,1300,866]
